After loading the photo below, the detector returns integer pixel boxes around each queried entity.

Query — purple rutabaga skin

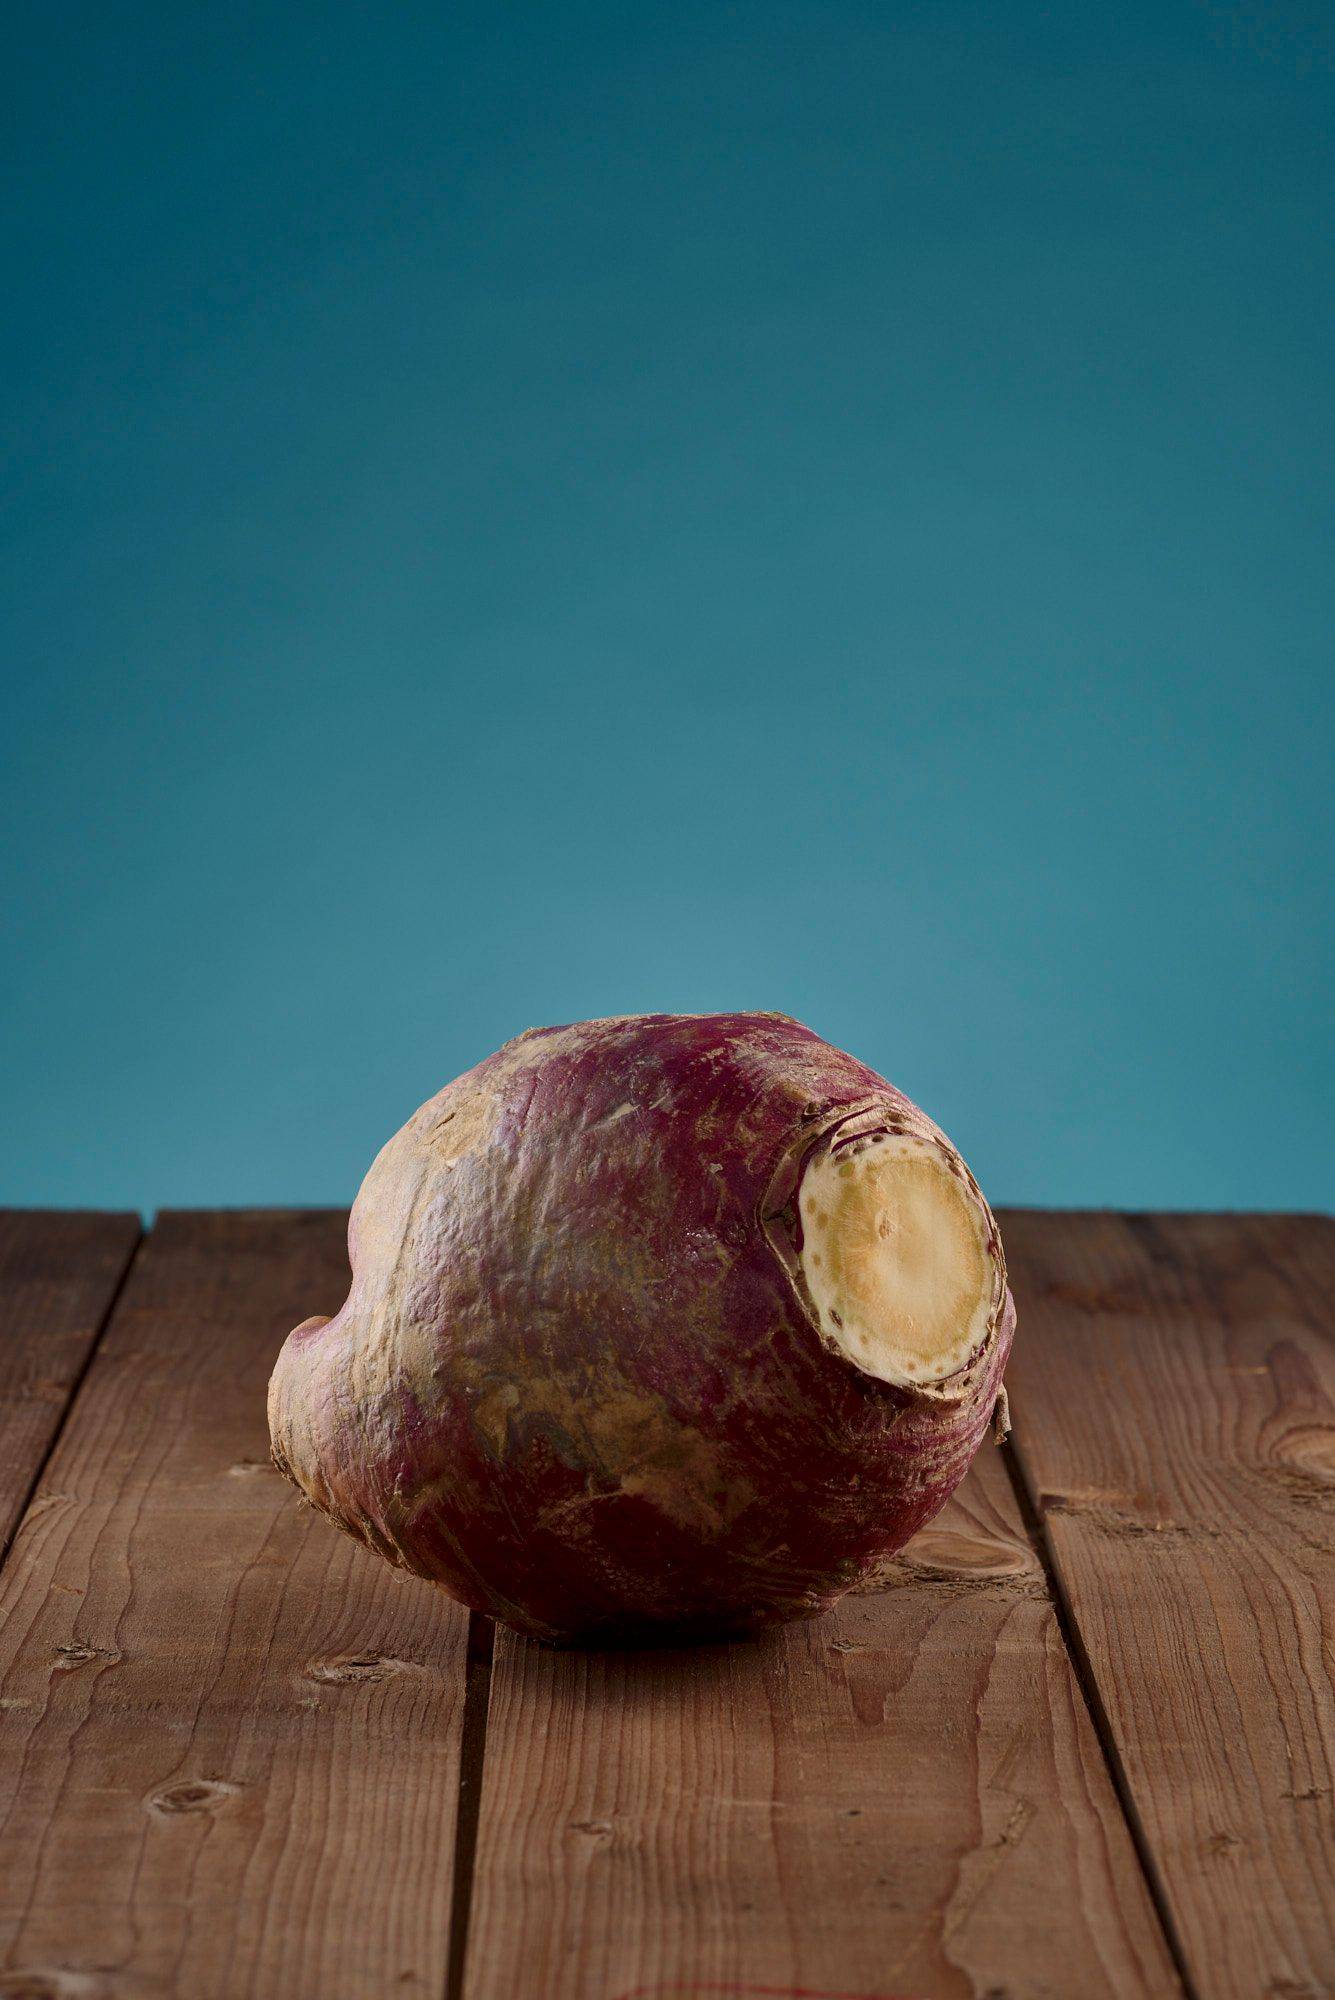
[268,1013,1015,1642]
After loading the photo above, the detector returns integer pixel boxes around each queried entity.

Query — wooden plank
[0,1210,141,1559]
[462,1429,1181,1999]
[1003,1210,1335,2000]
[0,1210,471,2000]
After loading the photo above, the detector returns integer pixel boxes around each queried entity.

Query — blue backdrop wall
[4,1,1332,1214]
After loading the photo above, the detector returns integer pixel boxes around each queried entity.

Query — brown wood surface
[0,1211,471,2000]
[0,1207,1329,2000]
[0,1211,140,1559]
[1004,1210,1335,2000]
[462,1432,1180,2000]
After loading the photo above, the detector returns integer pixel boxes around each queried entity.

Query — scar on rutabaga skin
[268,1012,1015,1644]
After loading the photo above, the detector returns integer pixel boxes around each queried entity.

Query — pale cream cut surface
[797,1133,998,1387]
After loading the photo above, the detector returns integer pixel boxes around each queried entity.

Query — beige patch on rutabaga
[462,1363,753,1536]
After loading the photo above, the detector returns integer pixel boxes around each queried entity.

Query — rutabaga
[268,1013,1015,1643]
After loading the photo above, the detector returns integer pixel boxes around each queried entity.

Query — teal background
[4,2,1332,1214]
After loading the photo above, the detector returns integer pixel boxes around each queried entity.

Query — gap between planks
[1001,1209,1335,2000]
[0,1210,473,1999]
[445,1611,496,2000]
[0,1217,144,1571]
[445,1454,1187,2000]
[999,1427,1198,2000]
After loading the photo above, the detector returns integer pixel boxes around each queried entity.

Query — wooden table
[0,1209,1330,2000]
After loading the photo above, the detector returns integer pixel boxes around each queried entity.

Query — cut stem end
[797,1131,1001,1390]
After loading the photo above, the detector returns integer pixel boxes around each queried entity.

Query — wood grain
[0,1210,470,2000]
[462,1432,1180,2000]
[4,1207,1323,1999]
[1004,1210,1335,2000]
[0,1211,140,1560]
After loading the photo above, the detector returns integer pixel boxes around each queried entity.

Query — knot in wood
[305,1652,406,1685]
[149,1778,243,1815]
[52,1642,119,1672]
